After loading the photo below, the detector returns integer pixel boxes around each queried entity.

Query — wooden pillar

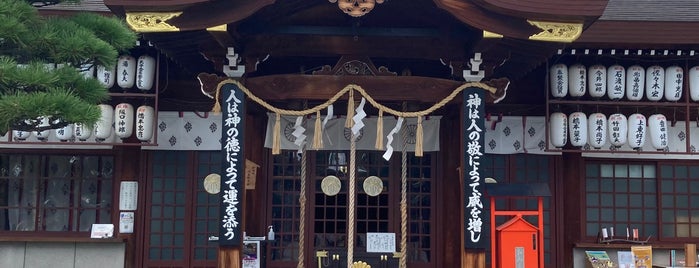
[219,248,242,268]
[685,243,697,267]
[115,147,141,268]
[462,250,485,268]
[560,153,583,267]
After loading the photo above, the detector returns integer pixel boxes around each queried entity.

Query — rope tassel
[415,116,423,157]
[211,84,222,114]
[272,113,281,155]
[346,89,355,128]
[313,111,323,149]
[375,110,384,150]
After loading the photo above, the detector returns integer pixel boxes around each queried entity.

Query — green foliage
[0,0,138,134]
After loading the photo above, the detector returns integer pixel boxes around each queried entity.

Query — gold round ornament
[321,175,342,196]
[203,173,221,194]
[363,176,383,197]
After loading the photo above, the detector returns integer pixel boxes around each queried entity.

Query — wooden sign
[219,83,246,246]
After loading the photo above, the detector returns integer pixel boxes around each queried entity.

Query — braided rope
[214,80,496,118]
[399,115,408,268]
[347,133,357,268]
[297,150,307,268]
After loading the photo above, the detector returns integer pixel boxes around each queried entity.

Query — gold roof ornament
[126,12,183,32]
[527,20,583,43]
[329,0,385,17]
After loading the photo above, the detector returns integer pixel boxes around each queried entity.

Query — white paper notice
[119,181,138,211]
[90,224,114,238]
[119,212,135,234]
[366,232,396,253]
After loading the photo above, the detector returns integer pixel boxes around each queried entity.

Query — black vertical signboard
[463,87,486,249]
[220,83,245,246]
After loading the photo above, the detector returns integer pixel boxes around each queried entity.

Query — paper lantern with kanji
[135,105,155,142]
[136,55,156,91]
[96,64,115,88]
[608,113,628,147]
[587,113,607,149]
[114,103,134,139]
[626,65,645,101]
[648,114,668,150]
[74,123,92,141]
[33,116,50,140]
[627,113,647,149]
[607,65,625,100]
[550,64,568,98]
[645,65,665,101]
[13,130,31,140]
[568,64,586,97]
[94,104,114,141]
[55,124,74,141]
[689,66,699,101]
[116,55,136,89]
[550,112,568,148]
[664,66,684,101]
[588,65,607,98]
[568,112,587,147]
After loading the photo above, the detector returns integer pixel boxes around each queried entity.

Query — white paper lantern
[608,113,628,147]
[79,63,94,79]
[136,55,156,91]
[55,124,74,141]
[550,64,568,98]
[587,65,606,98]
[96,64,115,89]
[74,123,92,141]
[13,130,31,140]
[117,55,136,89]
[568,112,587,147]
[550,112,568,148]
[648,114,668,150]
[607,65,625,100]
[136,105,155,142]
[114,103,135,139]
[568,64,586,97]
[33,116,51,140]
[645,65,665,101]
[689,66,699,101]
[664,66,684,101]
[626,65,645,101]
[588,113,607,149]
[627,113,647,149]
[94,104,114,141]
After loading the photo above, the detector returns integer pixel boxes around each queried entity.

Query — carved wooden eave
[106,0,276,31]
[576,21,699,45]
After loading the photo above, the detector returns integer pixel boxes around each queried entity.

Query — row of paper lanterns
[550,64,699,101]
[550,112,669,150]
[88,54,157,91]
[12,104,156,143]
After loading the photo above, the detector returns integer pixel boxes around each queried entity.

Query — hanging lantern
[33,116,51,140]
[136,55,156,91]
[645,65,665,101]
[96,64,116,89]
[549,112,568,148]
[587,113,607,149]
[689,66,699,101]
[626,65,645,101]
[55,124,74,141]
[74,123,92,141]
[117,55,136,89]
[588,65,607,98]
[550,64,568,98]
[608,113,628,148]
[13,130,31,141]
[607,65,625,100]
[94,104,114,141]
[627,113,647,149]
[79,63,94,79]
[568,64,586,97]
[114,103,134,139]
[664,66,684,101]
[648,114,668,150]
[568,112,587,147]
[136,105,155,142]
